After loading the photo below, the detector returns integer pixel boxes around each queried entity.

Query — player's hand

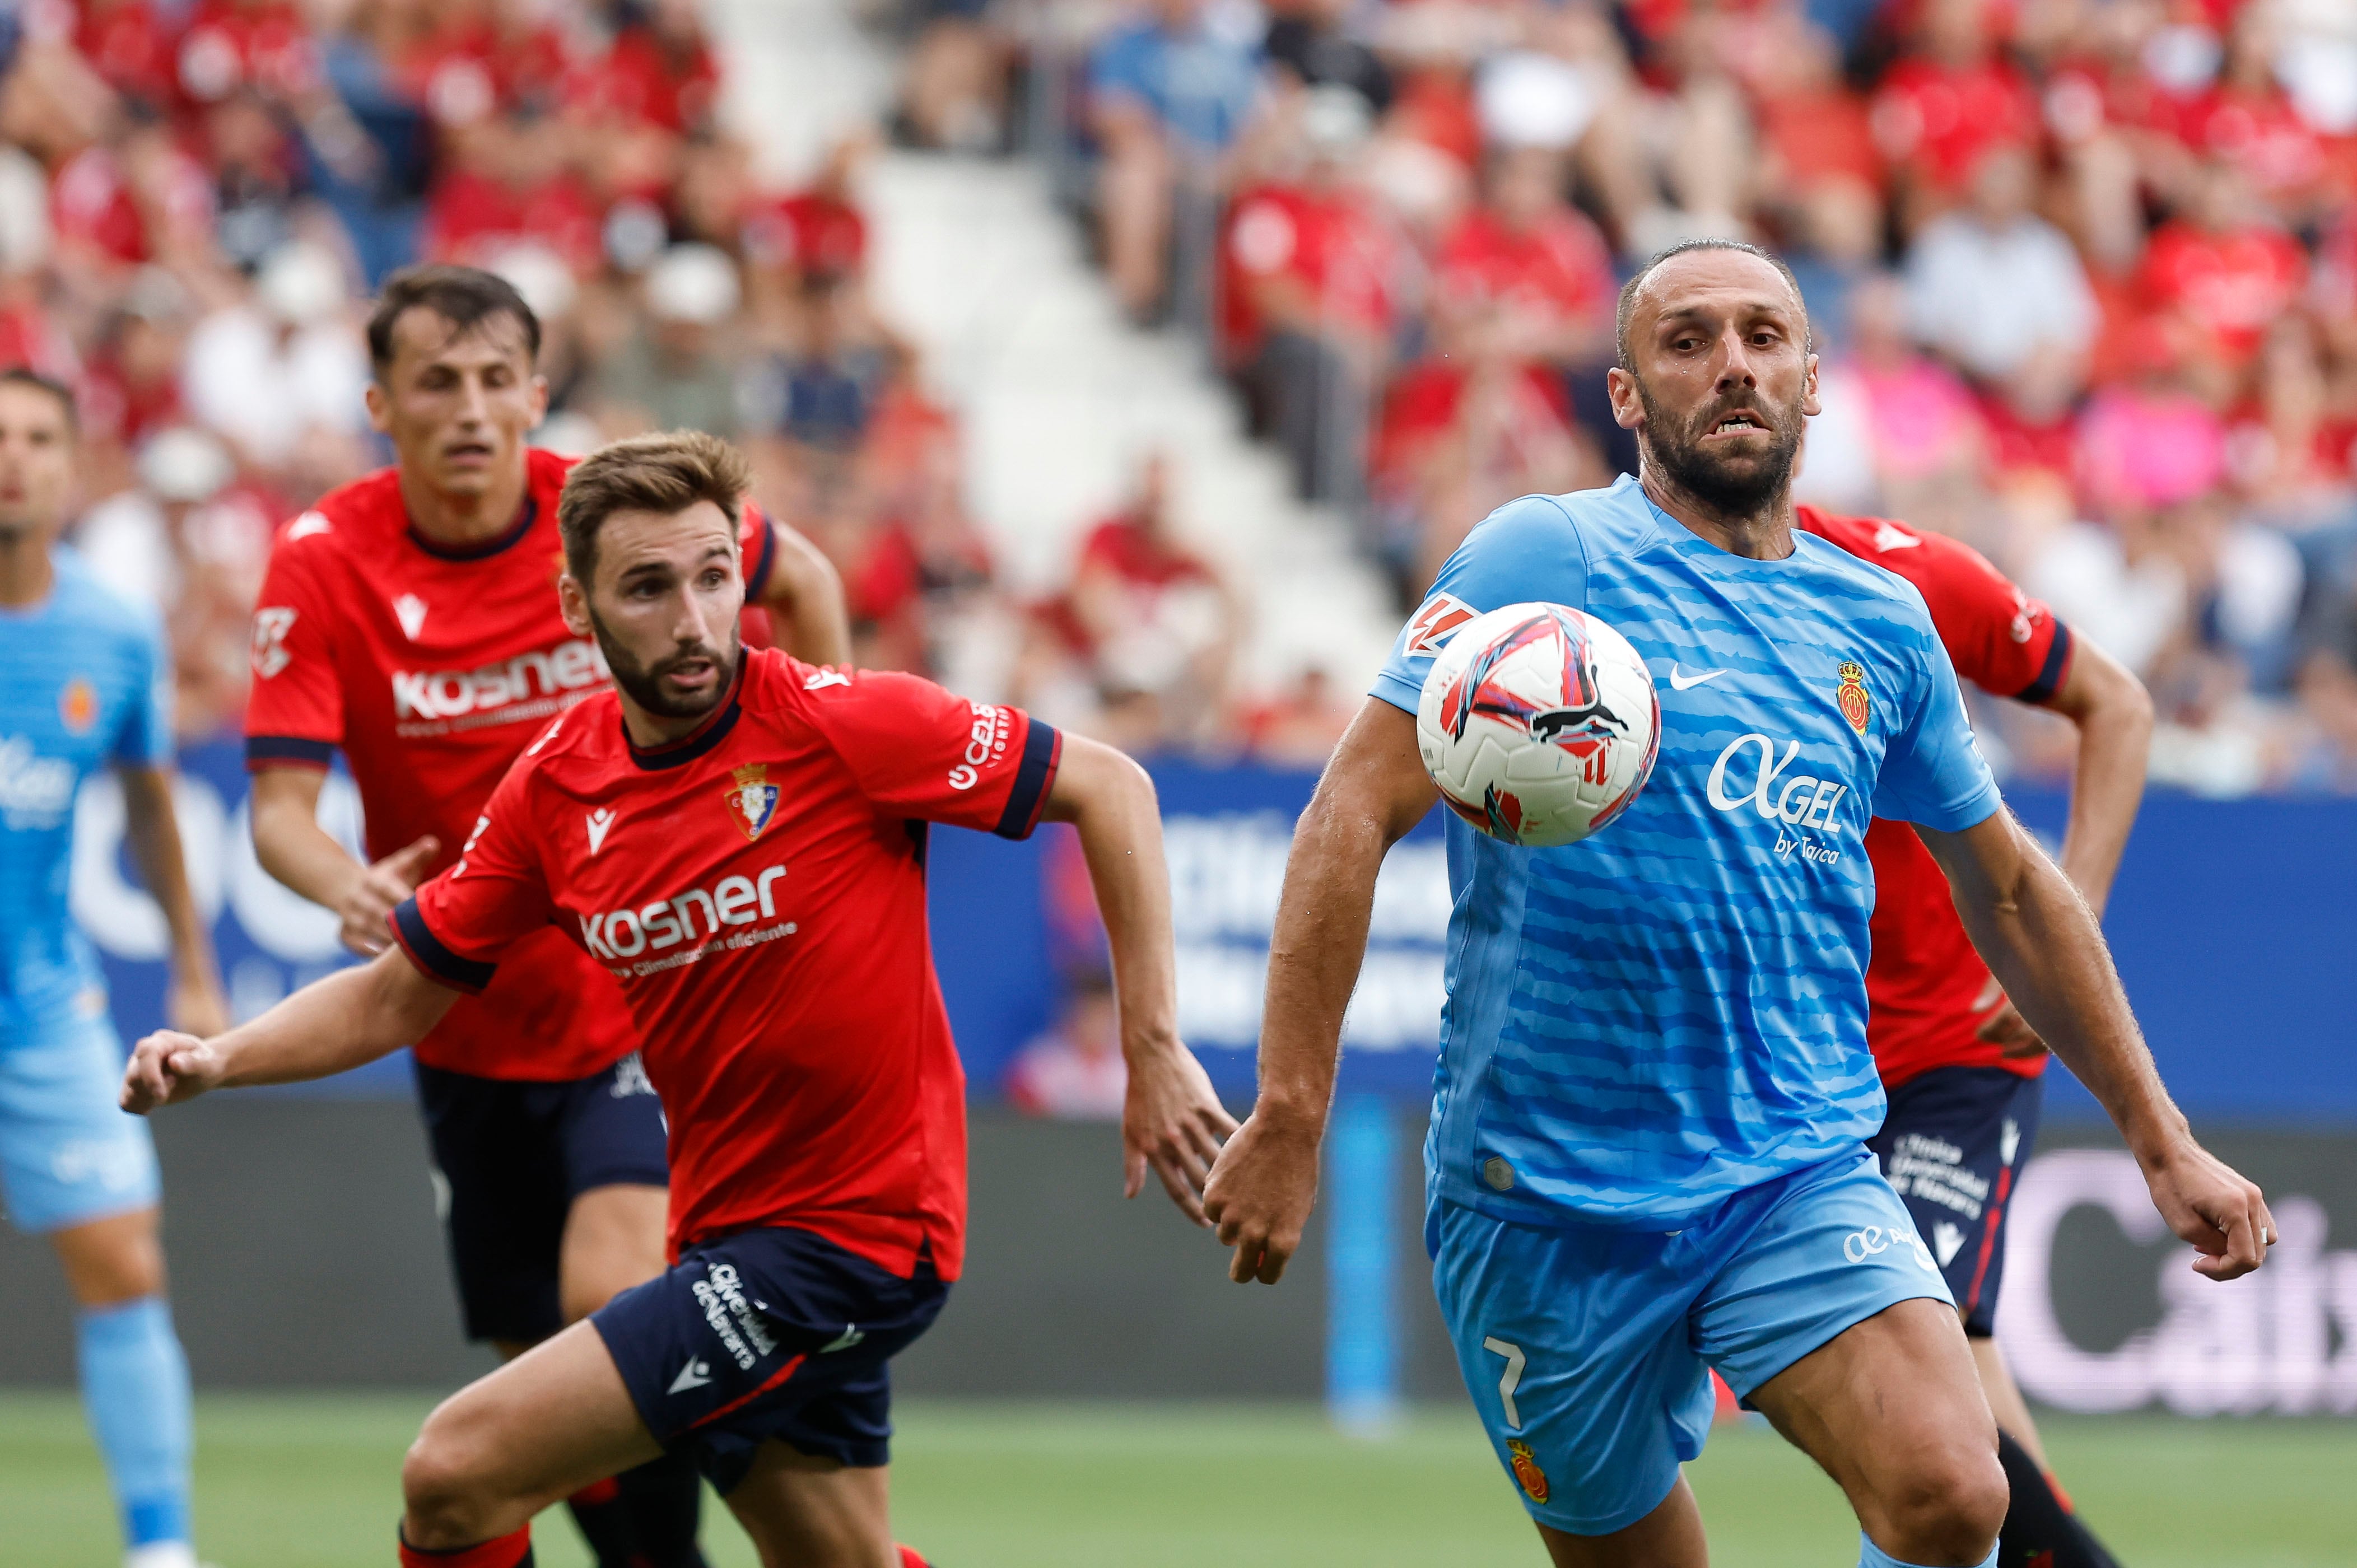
[119,1030,227,1114]
[167,972,231,1040]
[2139,1133,2276,1281]
[336,834,439,956]
[1201,1107,1321,1285]
[1121,1038,1238,1226]
[1973,993,2048,1059]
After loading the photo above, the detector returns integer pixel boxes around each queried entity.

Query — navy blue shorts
[414,1053,670,1343]
[1867,1066,2044,1337]
[592,1226,949,1494]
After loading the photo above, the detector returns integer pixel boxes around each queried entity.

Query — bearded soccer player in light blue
[0,370,226,1568]
[1202,242,2276,1568]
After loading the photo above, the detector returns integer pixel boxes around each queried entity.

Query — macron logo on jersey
[585,809,616,855]
[1872,522,1920,553]
[581,865,790,962]
[393,594,428,640]
[392,637,607,723]
[285,511,331,541]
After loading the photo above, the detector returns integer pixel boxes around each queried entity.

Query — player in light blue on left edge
[0,368,226,1568]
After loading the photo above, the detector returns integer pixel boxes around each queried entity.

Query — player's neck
[398,457,531,549]
[1638,468,1796,562]
[0,528,55,608]
[616,656,743,751]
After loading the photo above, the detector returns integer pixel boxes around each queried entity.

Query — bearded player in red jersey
[1800,506,2149,1568]
[241,267,851,1567]
[126,431,1236,1568]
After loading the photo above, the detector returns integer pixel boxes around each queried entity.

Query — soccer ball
[1415,603,1661,847]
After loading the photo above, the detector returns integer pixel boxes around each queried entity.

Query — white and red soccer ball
[1415,602,1660,847]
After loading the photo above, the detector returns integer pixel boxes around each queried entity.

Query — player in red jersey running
[125,431,1235,1568]
[1800,506,2149,1568]
[242,267,850,1566]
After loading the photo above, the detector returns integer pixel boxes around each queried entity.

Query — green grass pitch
[1,1394,2350,1566]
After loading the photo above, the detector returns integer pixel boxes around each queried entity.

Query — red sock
[898,1547,930,1568]
[397,1524,534,1568]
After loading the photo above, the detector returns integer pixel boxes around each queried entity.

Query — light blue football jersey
[0,550,172,1034]
[1372,476,2002,1228]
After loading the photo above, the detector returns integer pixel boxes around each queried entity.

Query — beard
[588,608,741,721]
[1633,373,1805,517]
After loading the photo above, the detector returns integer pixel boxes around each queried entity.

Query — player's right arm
[244,536,441,955]
[1202,698,1437,1284]
[1202,496,1572,1284]
[119,946,459,1112]
[250,767,439,958]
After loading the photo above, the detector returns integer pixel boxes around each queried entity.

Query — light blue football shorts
[0,1011,161,1233]
[1429,1145,1951,1536]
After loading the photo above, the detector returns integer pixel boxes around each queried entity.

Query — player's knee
[1877,1442,2007,1562]
[400,1410,502,1542]
[52,1211,167,1308]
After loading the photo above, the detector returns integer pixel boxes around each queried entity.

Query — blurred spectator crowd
[5,0,1020,757]
[889,0,2357,795]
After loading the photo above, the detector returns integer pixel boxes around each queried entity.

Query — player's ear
[528,372,550,428]
[362,378,392,436]
[1801,349,1822,419]
[557,570,593,638]
[1605,366,1643,432]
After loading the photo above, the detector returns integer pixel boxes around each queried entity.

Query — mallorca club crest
[1836,660,1871,736]
[723,763,780,841]
[1505,1439,1550,1505]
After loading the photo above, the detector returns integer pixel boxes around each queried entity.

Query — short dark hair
[366,264,541,379]
[0,367,78,434]
[558,430,750,584]
[1614,238,1812,370]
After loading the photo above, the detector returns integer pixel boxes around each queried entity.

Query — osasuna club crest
[724,763,780,841]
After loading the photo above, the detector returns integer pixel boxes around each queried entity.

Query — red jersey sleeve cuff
[246,735,336,770]
[991,720,1061,840]
[2014,620,2074,707]
[390,898,497,995]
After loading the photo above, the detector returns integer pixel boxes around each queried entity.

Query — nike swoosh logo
[1668,666,1727,690]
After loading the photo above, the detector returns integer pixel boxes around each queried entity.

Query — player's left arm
[748,508,852,668]
[1917,811,2275,1281]
[117,764,230,1039]
[1975,636,2154,1055]
[2038,634,2153,917]
[1040,734,1238,1224]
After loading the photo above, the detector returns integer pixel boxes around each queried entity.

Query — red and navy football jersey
[1797,506,2074,1090]
[243,449,782,1081]
[394,647,1061,1277]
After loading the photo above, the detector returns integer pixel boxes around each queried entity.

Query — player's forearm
[759,521,852,668]
[2049,641,2152,917]
[119,769,217,985]
[208,951,451,1089]
[1044,738,1181,1053]
[251,782,367,909]
[1254,790,1390,1135]
[1953,842,2188,1163]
